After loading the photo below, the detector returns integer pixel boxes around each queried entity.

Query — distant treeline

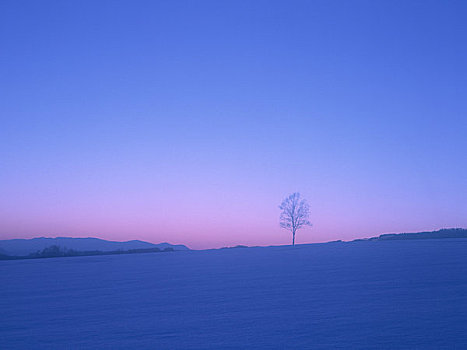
[220,245,248,249]
[357,228,467,242]
[0,245,175,260]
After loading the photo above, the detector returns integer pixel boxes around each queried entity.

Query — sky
[1,0,466,249]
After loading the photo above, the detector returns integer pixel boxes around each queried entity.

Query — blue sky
[1,0,466,248]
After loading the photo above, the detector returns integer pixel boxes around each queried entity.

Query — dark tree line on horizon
[0,245,175,260]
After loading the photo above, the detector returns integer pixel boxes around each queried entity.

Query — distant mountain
[0,237,189,257]
[357,228,467,242]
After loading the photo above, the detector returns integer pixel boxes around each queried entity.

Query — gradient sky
[1,0,466,249]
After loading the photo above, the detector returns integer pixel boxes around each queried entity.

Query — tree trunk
[292,231,295,246]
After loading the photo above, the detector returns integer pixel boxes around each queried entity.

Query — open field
[1,239,467,349]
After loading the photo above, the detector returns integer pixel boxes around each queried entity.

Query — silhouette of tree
[279,192,312,246]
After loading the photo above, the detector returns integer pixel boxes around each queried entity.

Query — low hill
[0,237,189,256]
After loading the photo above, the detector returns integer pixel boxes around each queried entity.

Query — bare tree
[279,193,312,246]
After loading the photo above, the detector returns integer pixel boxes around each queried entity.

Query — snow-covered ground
[1,239,467,349]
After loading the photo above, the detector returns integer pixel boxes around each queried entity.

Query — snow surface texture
[1,239,467,349]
